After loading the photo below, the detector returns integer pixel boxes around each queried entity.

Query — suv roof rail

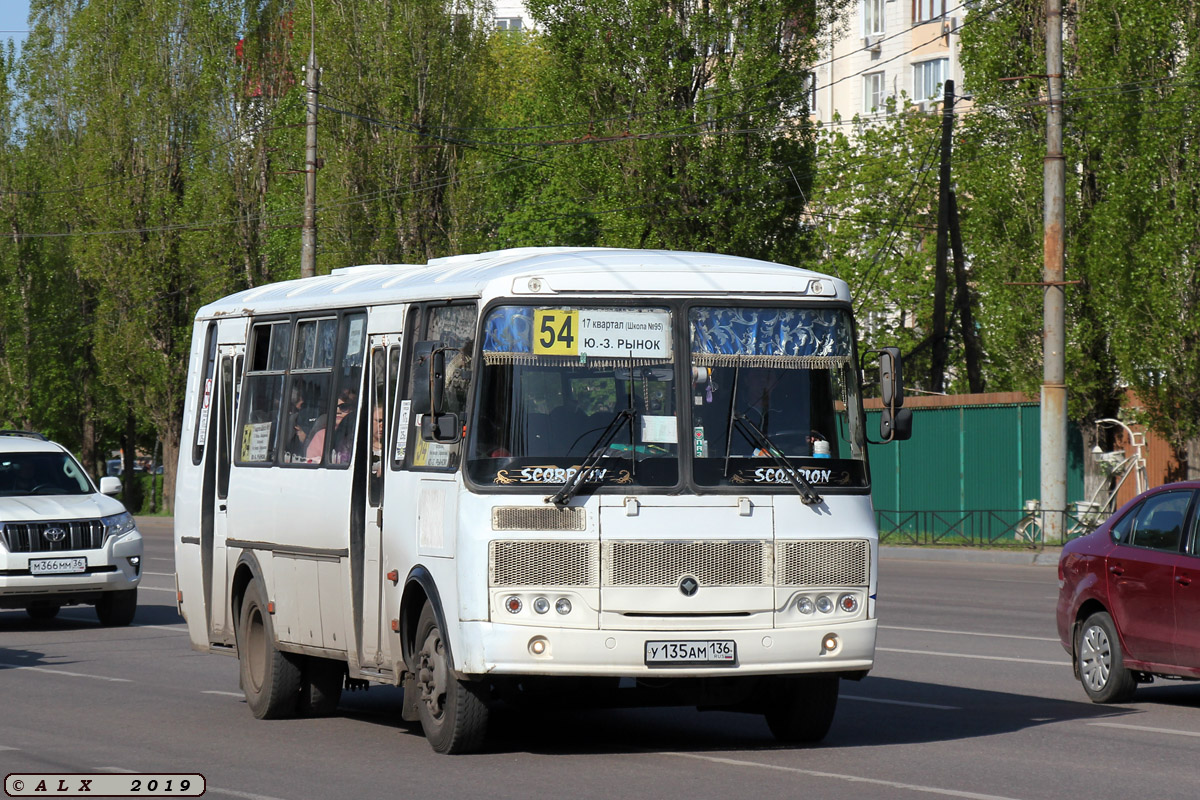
[0,430,49,441]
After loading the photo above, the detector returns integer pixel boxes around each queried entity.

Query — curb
[880,545,1062,567]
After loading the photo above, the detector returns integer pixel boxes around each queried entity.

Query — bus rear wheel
[763,674,839,745]
[413,601,488,754]
[238,579,301,719]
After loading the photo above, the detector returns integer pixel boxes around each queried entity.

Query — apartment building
[812,0,965,122]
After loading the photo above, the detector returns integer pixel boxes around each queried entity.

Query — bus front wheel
[763,674,839,744]
[237,579,301,719]
[413,601,489,754]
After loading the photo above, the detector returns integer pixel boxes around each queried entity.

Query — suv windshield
[0,452,93,497]
[467,305,678,489]
[688,306,867,489]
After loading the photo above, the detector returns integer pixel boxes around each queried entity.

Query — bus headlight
[816,595,834,614]
[796,596,815,615]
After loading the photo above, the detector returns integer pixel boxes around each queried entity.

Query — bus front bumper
[455,618,876,678]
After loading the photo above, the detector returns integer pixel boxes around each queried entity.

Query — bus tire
[413,601,488,754]
[763,674,839,745]
[237,579,301,719]
[95,588,138,627]
[299,657,344,717]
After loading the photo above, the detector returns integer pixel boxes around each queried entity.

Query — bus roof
[195,247,848,320]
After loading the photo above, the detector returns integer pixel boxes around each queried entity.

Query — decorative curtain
[689,307,853,368]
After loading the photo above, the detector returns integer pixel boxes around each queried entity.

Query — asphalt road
[3,519,1200,800]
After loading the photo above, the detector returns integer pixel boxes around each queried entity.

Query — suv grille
[1,519,107,553]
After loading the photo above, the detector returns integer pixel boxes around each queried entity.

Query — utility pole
[300,19,319,279]
[1041,0,1067,543]
[930,79,955,393]
[949,190,985,393]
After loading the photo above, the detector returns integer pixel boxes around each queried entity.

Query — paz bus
[174,247,911,753]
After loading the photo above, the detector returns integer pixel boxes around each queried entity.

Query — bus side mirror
[876,347,912,442]
[880,346,904,408]
[412,341,445,417]
[413,341,461,444]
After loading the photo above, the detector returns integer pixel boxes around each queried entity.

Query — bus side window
[409,304,475,471]
[237,321,290,464]
[387,346,401,471]
[326,313,366,466]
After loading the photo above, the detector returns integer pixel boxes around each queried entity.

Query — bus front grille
[490,540,599,587]
[491,506,586,532]
[603,540,771,587]
[1,519,107,553]
[776,539,870,586]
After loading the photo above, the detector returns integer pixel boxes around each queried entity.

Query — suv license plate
[30,557,87,575]
[645,640,736,666]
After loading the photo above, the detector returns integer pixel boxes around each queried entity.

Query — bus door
[205,343,242,644]
[358,336,399,668]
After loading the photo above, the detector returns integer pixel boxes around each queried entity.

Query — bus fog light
[555,597,572,615]
[821,633,839,654]
[529,636,549,656]
[532,596,550,614]
[796,596,815,615]
[504,595,523,614]
[838,593,859,613]
[816,595,834,614]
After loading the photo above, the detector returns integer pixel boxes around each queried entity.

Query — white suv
[0,431,143,625]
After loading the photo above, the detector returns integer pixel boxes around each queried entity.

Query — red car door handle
[1109,565,1124,576]
[1177,575,1192,586]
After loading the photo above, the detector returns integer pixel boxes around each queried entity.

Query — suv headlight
[102,512,137,540]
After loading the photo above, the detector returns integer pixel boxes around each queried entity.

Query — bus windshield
[465,303,868,492]
[691,307,868,491]
[467,305,678,489]
[688,306,867,489]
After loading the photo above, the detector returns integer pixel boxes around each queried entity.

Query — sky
[0,0,31,55]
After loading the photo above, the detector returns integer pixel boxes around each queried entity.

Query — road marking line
[877,647,1067,666]
[149,557,173,562]
[881,625,1059,643]
[0,746,17,751]
[660,752,1025,800]
[203,691,244,698]
[842,694,960,710]
[0,665,132,683]
[137,624,187,633]
[144,571,175,577]
[1089,722,1200,739]
[208,788,291,800]
[139,586,177,593]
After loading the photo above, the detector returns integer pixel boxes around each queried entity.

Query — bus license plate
[645,640,736,666]
[30,557,87,575]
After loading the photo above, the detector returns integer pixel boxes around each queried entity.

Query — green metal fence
[866,400,1090,546]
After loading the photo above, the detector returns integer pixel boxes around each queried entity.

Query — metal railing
[876,506,1104,547]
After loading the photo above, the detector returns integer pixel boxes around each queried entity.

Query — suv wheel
[96,588,138,627]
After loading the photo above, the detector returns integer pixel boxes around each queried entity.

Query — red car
[1057,481,1200,702]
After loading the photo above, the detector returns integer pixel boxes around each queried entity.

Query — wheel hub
[1080,624,1112,691]
[416,629,449,718]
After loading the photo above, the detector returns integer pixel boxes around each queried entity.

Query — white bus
[174,247,910,753]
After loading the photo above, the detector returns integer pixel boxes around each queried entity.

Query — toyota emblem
[44,527,67,543]
[679,576,699,597]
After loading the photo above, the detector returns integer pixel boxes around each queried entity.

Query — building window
[863,72,887,114]
[495,17,522,31]
[913,0,944,23]
[863,0,886,36]
[914,58,949,101]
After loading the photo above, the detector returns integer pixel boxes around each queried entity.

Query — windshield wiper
[545,408,636,507]
[733,413,823,505]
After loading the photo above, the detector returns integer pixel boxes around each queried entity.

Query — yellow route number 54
[534,309,578,356]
